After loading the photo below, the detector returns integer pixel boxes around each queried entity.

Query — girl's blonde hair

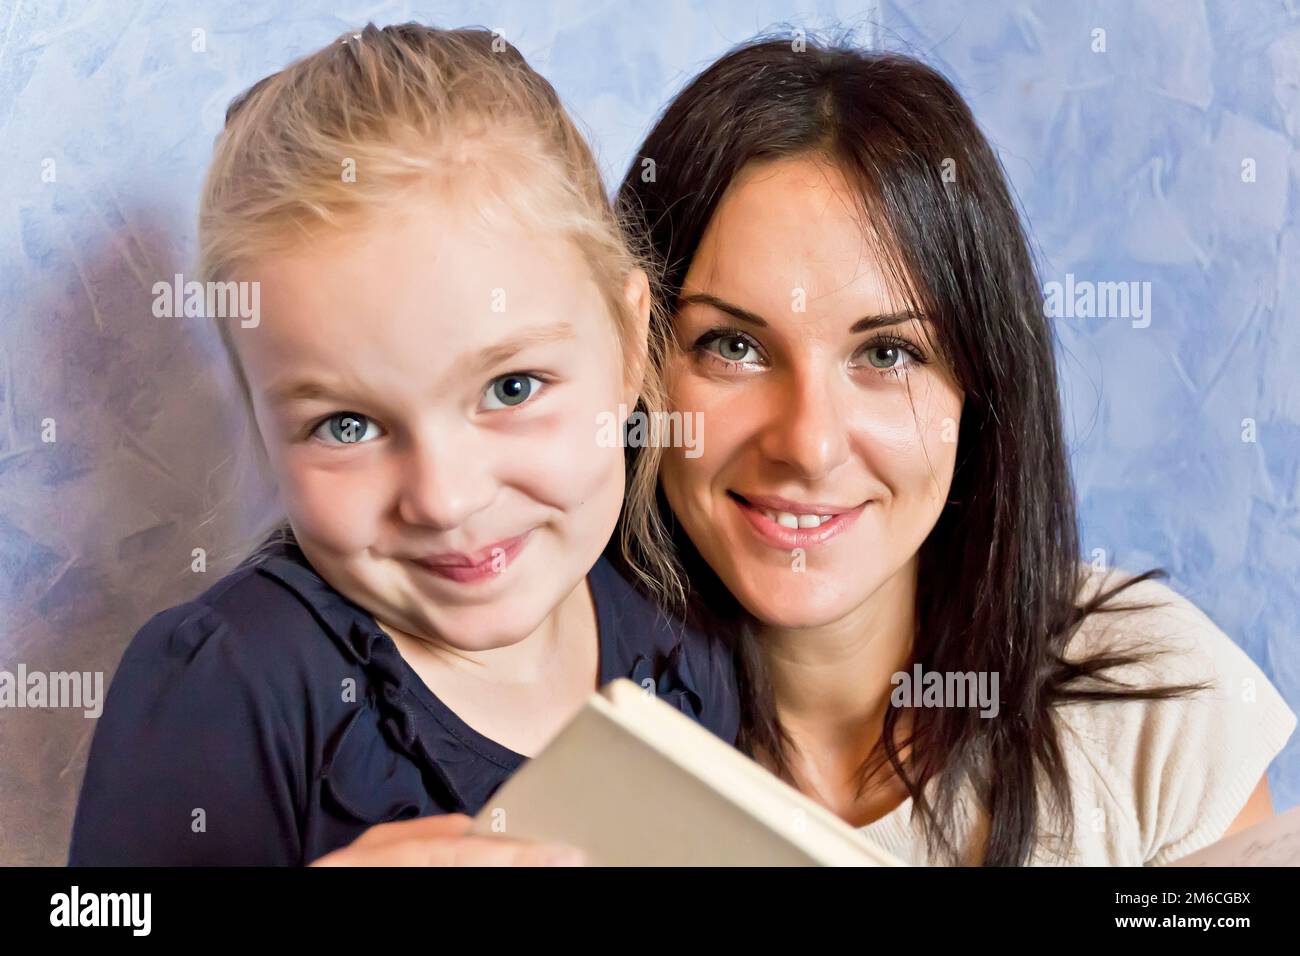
[196,22,682,605]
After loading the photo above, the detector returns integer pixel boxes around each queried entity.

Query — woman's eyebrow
[681,292,926,334]
[679,293,768,327]
[849,312,928,333]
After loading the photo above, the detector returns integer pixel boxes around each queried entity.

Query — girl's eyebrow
[680,291,926,332]
[470,321,577,375]
[268,378,347,407]
[266,321,579,408]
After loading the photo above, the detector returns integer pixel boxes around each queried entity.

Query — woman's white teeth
[760,508,834,529]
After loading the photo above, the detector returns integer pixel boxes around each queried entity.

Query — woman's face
[660,156,965,629]
[234,194,644,651]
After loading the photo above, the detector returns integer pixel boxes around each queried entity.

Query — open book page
[469,678,904,866]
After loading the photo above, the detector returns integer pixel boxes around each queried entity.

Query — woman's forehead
[686,156,903,313]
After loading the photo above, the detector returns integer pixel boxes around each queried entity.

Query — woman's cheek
[660,383,716,505]
[658,447,699,536]
[669,373,749,462]
[862,377,959,496]
[914,382,963,502]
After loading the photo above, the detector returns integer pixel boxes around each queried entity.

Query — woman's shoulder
[1066,565,1239,673]
[1050,564,1296,865]
[1062,564,1289,698]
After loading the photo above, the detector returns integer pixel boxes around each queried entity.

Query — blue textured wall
[0,1,1295,864]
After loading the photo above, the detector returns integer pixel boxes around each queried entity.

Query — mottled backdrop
[1,0,1296,865]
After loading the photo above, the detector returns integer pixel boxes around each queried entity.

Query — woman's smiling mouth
[728,490,870,548]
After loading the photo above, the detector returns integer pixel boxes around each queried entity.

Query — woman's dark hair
[614,35,1209,866]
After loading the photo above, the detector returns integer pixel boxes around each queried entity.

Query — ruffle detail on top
[256,543,715,822]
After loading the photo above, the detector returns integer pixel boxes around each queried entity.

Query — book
[1168,806,1300,866]
[469,677,904,866]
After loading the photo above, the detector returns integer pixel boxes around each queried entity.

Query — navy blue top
[68,537,739,866]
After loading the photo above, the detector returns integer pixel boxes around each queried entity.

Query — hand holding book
[308,812,587,867]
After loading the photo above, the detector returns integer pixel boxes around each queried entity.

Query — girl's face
[235,194,643,650]
[660,156,965,629]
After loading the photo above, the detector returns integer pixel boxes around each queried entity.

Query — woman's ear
[621,267,652,408]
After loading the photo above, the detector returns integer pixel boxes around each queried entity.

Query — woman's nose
[756,369,852,481]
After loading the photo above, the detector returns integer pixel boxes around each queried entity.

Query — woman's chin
[727,572,865,630]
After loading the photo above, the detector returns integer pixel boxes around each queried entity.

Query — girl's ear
[621,267,652,407]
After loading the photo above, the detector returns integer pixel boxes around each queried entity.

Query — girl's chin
[384,609,544,652]
[371,581,558,650]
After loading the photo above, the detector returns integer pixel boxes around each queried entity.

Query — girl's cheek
[494,381,628,522]
[280,458,390,549]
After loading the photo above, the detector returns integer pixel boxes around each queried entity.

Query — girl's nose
[395,430,495,531]
[756,370,851,481]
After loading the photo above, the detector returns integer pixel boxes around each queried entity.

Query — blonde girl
[69,22,737,867]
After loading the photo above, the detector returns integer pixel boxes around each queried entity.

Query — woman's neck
[753,556,919,823]
[758,555,918,742]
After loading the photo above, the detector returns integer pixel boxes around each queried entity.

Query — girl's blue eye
[481,373,543,410]
[314,411,382,445]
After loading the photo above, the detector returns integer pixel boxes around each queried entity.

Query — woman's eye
[481,373,544,411]
[857,337,926,375]
[865,345,908,370]
[700,332,762,365]
[313,412,382,445]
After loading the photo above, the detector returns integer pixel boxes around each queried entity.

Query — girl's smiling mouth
[406,530,534,584]
[727,490,870,549]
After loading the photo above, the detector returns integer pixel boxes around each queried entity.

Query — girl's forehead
[226,194,623,403]
[233,240,616,405]
[249,215,601,334]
